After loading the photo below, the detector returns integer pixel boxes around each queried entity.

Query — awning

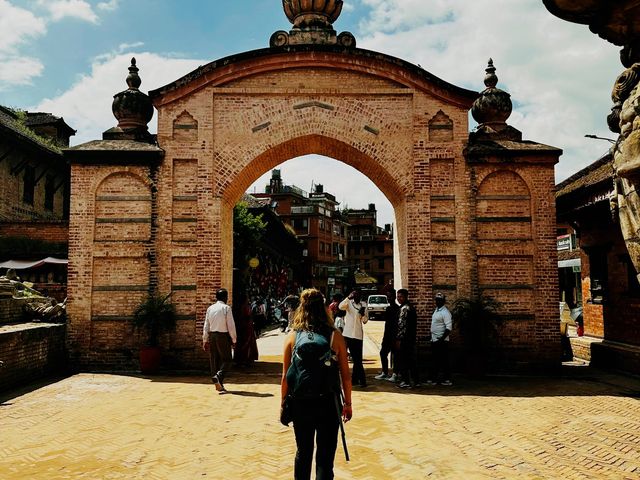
[558,258,581,269]
[0,257,68,270]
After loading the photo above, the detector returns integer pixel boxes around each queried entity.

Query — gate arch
[65,9,560,370]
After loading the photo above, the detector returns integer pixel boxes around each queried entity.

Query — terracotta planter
[139,346,161,374]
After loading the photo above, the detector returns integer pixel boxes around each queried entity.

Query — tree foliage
[233,202,267,265]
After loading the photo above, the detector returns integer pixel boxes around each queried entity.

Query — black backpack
[286,330,338,399]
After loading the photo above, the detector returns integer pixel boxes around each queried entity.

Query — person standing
[233,292,258,367]
[202,288,237,394]
[430,292,452,386]
[281,288,352,480]
[395,288,419,388]
[339,290,368,387]
[374,289,398,381]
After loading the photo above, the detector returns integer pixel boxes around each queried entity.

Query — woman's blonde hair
[291,288,334,331]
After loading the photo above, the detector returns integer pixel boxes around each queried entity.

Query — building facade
[255,170,349,296]
[345,204,394,290]
[556,153,640,373]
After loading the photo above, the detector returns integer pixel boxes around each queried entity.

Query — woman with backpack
[281,288,353,480]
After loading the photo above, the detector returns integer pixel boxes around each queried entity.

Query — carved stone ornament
[609,60,640,280]
[470,59,520,141]
[270,0,356,47]
[111,58,154,132]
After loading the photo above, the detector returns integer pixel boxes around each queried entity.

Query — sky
[0,0,623,227]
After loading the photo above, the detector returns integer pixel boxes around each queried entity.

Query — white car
[367,295,390,320]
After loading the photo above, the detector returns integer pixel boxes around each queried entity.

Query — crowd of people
[202,285,452,478]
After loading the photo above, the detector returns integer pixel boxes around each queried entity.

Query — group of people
[202,285,453,479]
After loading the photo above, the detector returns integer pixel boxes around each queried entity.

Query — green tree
[233,202,267,267]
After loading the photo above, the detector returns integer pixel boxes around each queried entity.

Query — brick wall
[0,322,67,392]
[0,221,69,245]
[66,48,560,371]
[0,298,28,324]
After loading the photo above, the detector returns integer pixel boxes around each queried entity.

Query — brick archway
[66,46,560,370]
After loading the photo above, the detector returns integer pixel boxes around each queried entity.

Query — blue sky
[0,0,623,226]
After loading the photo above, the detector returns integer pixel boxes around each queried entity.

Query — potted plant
[451,295,504,377]
[132,292,177,374]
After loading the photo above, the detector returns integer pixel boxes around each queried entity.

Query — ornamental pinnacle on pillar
[270,0,356,48]
[103,57,155,142]
[470,59,522,141]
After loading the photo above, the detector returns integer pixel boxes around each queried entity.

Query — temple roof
[555,152,613,198]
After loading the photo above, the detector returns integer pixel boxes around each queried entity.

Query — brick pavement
[1,322,639,479]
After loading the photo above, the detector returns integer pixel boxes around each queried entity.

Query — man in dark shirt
[374,289,398,381]
[395,288,419,389]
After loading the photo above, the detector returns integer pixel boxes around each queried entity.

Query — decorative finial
[271,0,355,48]
[471,58,519,140]
[484,58,498,88]
[106,58,154,141]
[126,57,142,90]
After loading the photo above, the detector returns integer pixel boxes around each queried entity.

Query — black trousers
[430,340,451,382]
[208,331,232,382]
[292,397,340,480]
[379,338,395,375]
[345,337,366,386]
[397,341,418,384]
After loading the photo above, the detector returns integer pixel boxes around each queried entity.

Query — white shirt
[203,301,237,343]
[431,305,452,342]
[338,297,368,340]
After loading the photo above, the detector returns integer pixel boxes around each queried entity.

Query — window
[44,175,55,211]
[23,165,35,205]
[364,246,370,255]
[292,218,309,231]
[319,218,324,230]
[378,258,385,269]
[364,260,371,270]
[333,243,339,255]
[320,242,325,253]
[377,244,384,253]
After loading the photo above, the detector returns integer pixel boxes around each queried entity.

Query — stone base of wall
[0,322,67,392]
[570,335,640,375]
[0,298,28,324]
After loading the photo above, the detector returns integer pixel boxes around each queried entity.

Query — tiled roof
[0,106,61,155]
[24,112,76,135]
[556,153,614,198]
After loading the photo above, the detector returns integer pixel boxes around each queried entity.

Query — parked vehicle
[367,294,390,320]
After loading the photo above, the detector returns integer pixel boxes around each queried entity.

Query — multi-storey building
[254,170,349,296]
[0,106,75,300]
[345,204,394,292]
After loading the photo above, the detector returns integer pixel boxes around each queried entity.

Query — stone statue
[609,45,640,281]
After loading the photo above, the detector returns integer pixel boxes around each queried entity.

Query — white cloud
[0,56,44,87]
[34,51,204,144]
[37,0,99,24]
[0,0,47,87]
[97,0,119,11]
[117,41,145,53]
[356,0,622,182]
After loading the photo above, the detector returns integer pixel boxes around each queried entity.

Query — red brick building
[0,106,74,299]
[254,170,349,296]
[63,5,560,372]
[345,204,394,290]
[556,153,640,373]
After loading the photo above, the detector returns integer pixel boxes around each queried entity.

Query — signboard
[557,234,572,251]
[327,277,335,286]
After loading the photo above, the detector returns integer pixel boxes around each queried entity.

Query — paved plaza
[2,322,640,479]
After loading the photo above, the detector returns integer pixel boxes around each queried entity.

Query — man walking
[430,292,452,386]
[395,288,419,388]
[203,288,237,394]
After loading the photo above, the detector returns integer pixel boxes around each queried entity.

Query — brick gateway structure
[64,3,560,370]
